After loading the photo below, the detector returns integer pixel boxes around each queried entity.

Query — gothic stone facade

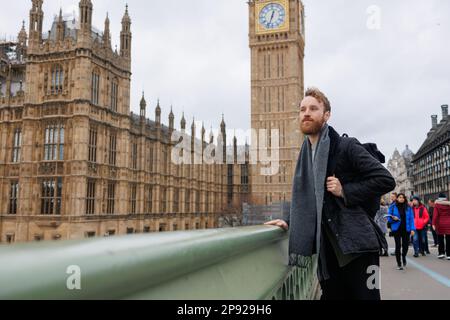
[0,0,250,244]
[412,105,450,203]
[387,146,415,198]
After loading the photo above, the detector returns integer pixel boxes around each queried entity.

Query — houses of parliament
[0,0,305,243]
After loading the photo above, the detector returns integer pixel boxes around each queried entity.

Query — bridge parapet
[0,226,319,300]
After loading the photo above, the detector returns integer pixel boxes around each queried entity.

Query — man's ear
[324,111,331,122]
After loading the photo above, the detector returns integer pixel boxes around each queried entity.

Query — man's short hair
[305,87,331,113]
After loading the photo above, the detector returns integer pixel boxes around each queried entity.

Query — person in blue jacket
[388,193,416,270]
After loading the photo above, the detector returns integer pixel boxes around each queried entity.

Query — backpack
[334,133,387,219]
[340,134,389,253]
[342,134,386,164]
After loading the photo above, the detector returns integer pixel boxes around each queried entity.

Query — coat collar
[326,125,341,177]
[328,126,341,155]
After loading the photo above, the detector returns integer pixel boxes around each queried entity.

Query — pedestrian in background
[389,193,398,208]
[388,193,398,256]
[388,193,416,270]
[434,193,450,260]
[409,196,415,247]
[375,198,389,257]
[428,199,438,247]
[411,196,430,258]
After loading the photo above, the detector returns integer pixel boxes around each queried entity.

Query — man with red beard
[266,88,395,300]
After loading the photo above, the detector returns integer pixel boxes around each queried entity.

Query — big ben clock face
[256,0,290,34]
[259,3,286,30]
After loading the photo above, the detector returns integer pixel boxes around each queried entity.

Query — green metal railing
[0,226,319,300]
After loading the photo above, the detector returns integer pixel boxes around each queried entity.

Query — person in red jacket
[412,196,430,257]
[434,193,450,260]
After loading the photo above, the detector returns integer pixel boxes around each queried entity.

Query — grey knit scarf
[289,124,330,268]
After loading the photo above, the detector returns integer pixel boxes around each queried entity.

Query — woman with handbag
[388,193,416,270]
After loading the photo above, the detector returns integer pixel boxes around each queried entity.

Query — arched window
[108,131,117,166]
[144,185,153,214]
[106,181,116,214]
[9,181,19,215]
[44,123,65,161]
[129,183,137,214]
[173,188,179,213]
[12,128,22,163]
[51,64,64,94]
[131,138,138,170]
[91,70,100,105]
[41,177,63,215]
[110,78,119,112]
[86,179,96,215]
[88,126,98,163]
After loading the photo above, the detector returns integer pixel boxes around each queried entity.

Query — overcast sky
[1,0,449,160]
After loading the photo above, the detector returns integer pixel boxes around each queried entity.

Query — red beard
[301,119,325,135]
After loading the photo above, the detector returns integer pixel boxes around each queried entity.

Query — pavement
[381,234,450,300]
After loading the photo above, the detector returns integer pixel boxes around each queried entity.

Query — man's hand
[265,219,289,231]
[411,231,415,237]
[392,216,400,222]
[327,176,343,198]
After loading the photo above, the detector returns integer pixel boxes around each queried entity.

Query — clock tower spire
[248,0,306,206]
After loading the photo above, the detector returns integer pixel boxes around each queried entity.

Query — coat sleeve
[387,206,393,224]
[410,209,416,232]
[387,216,393,224]
[341,139,396,207]
[433,206,440,228]
[423,207,430,226]
[284,210,291,227]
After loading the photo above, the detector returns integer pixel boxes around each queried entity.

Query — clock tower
[248,0,306,206]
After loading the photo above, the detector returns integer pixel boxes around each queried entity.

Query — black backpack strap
[328,135,352,184]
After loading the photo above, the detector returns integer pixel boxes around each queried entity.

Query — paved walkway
[381,235,450,300]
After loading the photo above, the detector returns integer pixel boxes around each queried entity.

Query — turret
[201,123,206,142]
[233,133,238,163]
[209,127,214,144]
[169,107,175,131]
[18,21,28,47]
[140,92,146,119]
[120,4,132,60]
[17,21,28,58]
[29,0,44,47]
[56,8,65,42]
[180,112,186,132]
[220,114,227,161]
[79,0,93,34]
[191,118,196,139]
[103,13,111,49]
[155,99,161,126]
